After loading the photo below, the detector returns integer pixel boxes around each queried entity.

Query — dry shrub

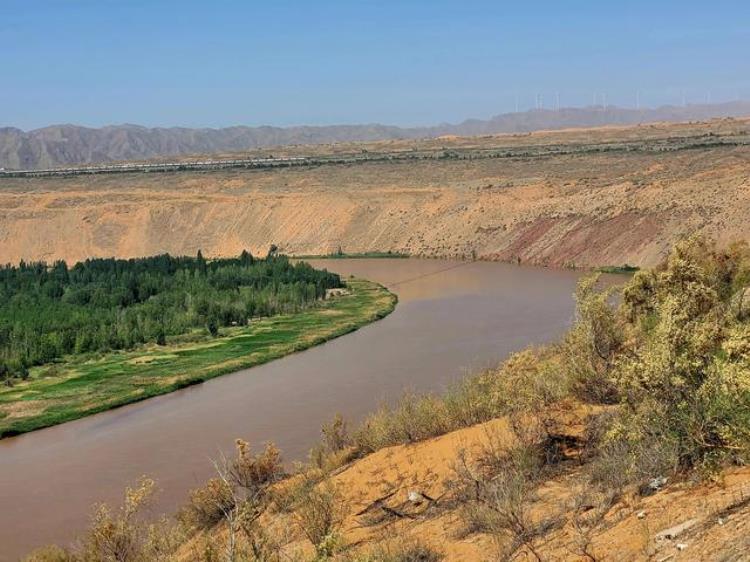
[294,479,347,556]
[23,546,75,562]
[310,414,358,473]
[229,440,284,495]
[85,478,148,560]
[181,477,235,530]
[80,477,157,561]
[240,521,291,562]
[489,350,566,412]
[310,445,357,474]
[31,477,183,562]
[25,479,182,562]
[189,519,289,562]
[221,441,285,560]
[440,368,499,427]
[179,440,286,562]
[567,485,619,562]
[350,537,443,562]
[352,392,452,454]
[269,467,316,514]
[321,413,349,453]
[453,424,558,562]
[590,407,680,491]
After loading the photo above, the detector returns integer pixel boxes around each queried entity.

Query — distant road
[0,156,311,178]
[2,134,747,178]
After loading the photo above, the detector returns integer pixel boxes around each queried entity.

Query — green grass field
[0,279,396,438]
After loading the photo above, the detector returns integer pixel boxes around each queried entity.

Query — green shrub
[611,237,750,471]
[563,275,622,404]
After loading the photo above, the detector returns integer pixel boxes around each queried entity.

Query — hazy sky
[2,0,749,130]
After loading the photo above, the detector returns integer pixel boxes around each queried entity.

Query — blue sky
[2,0,749,130]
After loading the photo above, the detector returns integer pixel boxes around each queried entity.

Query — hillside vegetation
[27,237,750,561]
[2,119,749,269]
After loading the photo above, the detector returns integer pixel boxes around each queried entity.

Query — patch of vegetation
[294,250,409,260]
[347,539,443,562]
[0,279,396,437]
[596,264,640,274]
[0,251,342,384]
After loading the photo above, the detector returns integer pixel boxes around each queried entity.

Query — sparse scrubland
[26,237,750,561]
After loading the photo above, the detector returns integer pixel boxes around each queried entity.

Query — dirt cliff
[2,119,749,268]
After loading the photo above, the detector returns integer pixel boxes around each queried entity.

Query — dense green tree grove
[0,251,341,384]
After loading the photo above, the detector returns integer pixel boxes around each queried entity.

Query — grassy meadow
[0,279,396,437]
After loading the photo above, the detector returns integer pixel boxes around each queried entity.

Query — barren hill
[2,101,750,170]
[1,118,749,268]
[176,410,749,562]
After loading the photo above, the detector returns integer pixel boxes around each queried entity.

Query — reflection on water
[0,259,605,559]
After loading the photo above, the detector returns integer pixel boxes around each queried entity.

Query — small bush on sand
[180,440,285,561]
[81,477,160,562]
[321,413,350,453]
[567,484,619,562]
[352,392,452,454]
[295,479,347,556]
[350,537,444,562]
[310,413,358,472]
[181,477,235,530]
[453,424,559,562]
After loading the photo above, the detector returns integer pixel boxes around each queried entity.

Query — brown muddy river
[0,259,612,559]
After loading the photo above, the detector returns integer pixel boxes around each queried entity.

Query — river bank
[0,258,589,559]
[0,279,396,438]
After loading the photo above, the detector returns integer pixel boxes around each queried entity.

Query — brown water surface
[0,259,605,559]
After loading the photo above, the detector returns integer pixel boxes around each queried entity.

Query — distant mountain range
[2,101,750,170]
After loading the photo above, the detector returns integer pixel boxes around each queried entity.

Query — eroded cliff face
[1,122,749,268]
